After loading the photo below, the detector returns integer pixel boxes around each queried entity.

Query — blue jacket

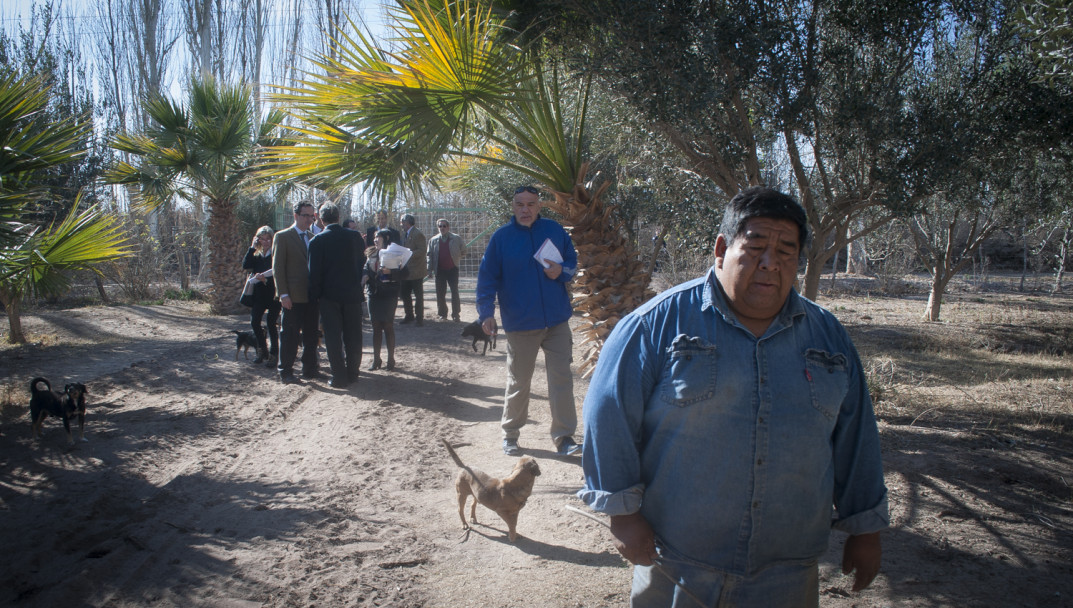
[579,268,888,575]
[476,215,577,332]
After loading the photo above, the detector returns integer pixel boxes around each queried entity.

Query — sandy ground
[1,294,1071,607]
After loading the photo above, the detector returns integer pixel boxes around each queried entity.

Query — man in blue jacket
[477,185,582,457]
[579,187,887,606]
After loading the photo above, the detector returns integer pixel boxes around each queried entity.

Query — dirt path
[1,298,1071,607]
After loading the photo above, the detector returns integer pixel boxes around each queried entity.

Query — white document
[379,242,413,270]
[533,238,563,268]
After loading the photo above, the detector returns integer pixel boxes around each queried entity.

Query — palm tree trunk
[545,164,655,376]
[207,199,245,314]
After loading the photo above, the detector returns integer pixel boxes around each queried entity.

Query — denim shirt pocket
[659,334,717,407]
[804,349,850,421]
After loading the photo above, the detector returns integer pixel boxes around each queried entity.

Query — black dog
[461,320,496,355]
[29,377,88,445]
[231,330,259,360]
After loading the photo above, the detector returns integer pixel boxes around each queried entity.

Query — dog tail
[441,438,468,469]
[30,377,50,394]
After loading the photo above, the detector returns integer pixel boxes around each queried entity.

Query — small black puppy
[29,377,88,445]
[461,320,496,355]
[231,330,259,360]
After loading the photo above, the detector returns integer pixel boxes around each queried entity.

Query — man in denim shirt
[579,187,888,607]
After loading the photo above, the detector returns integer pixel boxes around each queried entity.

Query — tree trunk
[802,257,825,301]
[1,290,25,344]
[178,246,190,291]
[545,163,655,376]
[1055,225,1070,293]
[923,272,950,322]
[828,249,839,291]
[847,234,869,275]
[94,275,111,304]
[207,199,245,314]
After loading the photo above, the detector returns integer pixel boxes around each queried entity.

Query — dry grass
[821,276,1073,441]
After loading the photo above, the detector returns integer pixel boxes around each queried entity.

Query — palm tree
[268,0,652,373]
[106,77,285,314]
[0,73,133,343]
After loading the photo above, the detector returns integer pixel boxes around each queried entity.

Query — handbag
[239,275,257,307]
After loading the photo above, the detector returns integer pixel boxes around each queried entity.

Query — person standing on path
[476,185,582,457]
[427,217,465,321]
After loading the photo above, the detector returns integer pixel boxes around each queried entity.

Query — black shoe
[452,315,461,322]
[328,378,349,388]
[384,358,396,371]
[280,373,298,385]
[400,317,414,325]
[347,370,360,383]
[253,351,266,364]
[301,370,323,380]
[368,358,382,371]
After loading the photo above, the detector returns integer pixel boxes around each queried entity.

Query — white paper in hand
[533,238,563,269]
[379,242,413,270]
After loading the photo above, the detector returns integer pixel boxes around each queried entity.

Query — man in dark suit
[308,202,367,388]
[272,200,320,384]
[365,209,400,250]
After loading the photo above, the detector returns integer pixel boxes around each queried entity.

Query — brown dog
[441,438,540,542]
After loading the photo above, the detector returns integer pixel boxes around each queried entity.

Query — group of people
[241,203,468,387]
[244,185,890,607]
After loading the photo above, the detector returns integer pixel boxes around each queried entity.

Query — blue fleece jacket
[476,215,577,332]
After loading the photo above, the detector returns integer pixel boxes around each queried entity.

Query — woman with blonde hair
[242,225,281,365]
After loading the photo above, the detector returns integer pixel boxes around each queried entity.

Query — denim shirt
[578,269,888,575]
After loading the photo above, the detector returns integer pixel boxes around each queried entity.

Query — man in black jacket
[309,203,367,388]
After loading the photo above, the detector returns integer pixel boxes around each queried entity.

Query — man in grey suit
[308,203,366,388]
[273,200,320,384]
[398,213,427,326]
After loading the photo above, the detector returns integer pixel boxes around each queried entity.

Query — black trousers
[319,297,363,381]
[399,278,424,320]
[434,267,460,319]
[250,300,281,354]
[278,300,319,377]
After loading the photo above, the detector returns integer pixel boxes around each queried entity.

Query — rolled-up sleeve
[578,314,656,515]
[831,344,890,535]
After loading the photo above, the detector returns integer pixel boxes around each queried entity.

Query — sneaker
[556,437,582,456]
[502,438,521,456]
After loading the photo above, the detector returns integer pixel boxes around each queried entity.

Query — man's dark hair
[718,186,809,250]
[318,203,340,224]
[342,219,357,229]
[400,213,415,227]
[376,228,395,246]
[293,200,314,215]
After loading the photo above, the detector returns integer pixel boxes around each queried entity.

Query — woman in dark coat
[362,229,408,370]
[242,226,282,366]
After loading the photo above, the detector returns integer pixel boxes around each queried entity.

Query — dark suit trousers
[278,300,319,377]
[434,267,460,318]
[319,297,363,381]
[400,278,424,320]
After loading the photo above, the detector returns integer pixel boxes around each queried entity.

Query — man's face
[437,221,449,235]
[376,212,388,228]
[295,205,315,231]
[512,192,542,227]
[714,217,801,331]
[399,215,408,229]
